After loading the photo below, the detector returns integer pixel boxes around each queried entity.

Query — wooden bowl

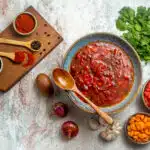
[0,57,3,73]
[13,12,37,36]
[142,80,150,110]
[125,112,150,145]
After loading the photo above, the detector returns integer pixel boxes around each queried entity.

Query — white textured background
[0,0,150,150]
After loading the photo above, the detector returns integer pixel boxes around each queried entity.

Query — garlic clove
[113,130,121,135]
[88,117,100,130]
[100,131,113,141]
[99,116,108,127]
[99,121,122,141]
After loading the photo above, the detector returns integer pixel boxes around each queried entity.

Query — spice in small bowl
[13,12,37,36]
[0,57,3,73]
[125,112,150,144]
[142,80,150,109]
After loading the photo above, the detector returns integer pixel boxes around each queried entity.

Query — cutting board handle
[0,38,27,47]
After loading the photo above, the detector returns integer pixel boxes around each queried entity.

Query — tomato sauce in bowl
[70,41,134,107]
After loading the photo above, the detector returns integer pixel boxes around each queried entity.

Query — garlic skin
[100,120,122,141]
[88,117,100,130]
[99,116,108,127]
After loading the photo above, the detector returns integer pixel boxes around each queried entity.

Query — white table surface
[0,0,150,150]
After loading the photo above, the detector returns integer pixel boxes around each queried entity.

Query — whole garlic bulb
[100,120,122,141]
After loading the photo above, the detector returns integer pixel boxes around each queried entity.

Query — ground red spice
[14,51,25,63]
[15,13,35,33]
[23,51,34,67]
[14,51,34,67]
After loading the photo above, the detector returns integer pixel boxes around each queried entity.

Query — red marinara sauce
[70,41,134,107]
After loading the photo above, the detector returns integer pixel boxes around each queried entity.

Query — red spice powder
[15,13,35,33]
[14,51,25,63]
[14,51,34,67]
[144,81,150,108]
[23,51,35,67]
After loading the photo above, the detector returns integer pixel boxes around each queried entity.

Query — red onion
[61,121,79,139]
[53,102,68,117]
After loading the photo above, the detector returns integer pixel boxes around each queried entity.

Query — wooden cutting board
[0,6,63,92]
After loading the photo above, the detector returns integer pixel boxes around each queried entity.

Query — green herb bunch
[116,6,150,61]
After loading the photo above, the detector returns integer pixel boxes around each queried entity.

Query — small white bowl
[0,57,3,73]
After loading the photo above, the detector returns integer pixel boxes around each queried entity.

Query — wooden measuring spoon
[0,51,26,63]
[52,68,114,125]
[0,38,41,52]
[0,52,17,62]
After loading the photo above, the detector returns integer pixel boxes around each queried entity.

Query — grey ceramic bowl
[63,33,142,114]
[125,112,150,144]
[142,80,150,110]
[0,57,3,73]
[13,12,37,36]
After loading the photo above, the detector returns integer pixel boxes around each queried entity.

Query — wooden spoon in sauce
[52,68,114,125]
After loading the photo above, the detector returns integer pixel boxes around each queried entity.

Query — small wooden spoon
[52,68,114,125]
[0,51,26,63]
[0,38,41,52]
[0,52,16,62]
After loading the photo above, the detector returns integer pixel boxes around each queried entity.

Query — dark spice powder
[31,40,41,50]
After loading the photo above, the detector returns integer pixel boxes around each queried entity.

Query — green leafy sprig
[116,6,150,61]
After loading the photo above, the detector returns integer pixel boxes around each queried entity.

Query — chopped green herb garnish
[116,6,150,61]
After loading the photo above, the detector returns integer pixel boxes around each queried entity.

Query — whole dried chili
[15,13,35,33]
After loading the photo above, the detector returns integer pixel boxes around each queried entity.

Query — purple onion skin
[53,102,68,117]
[62,121,79,139]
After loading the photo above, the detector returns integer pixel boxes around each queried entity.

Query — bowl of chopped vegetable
[142,80,150,110]
[125,112,150,144]
[63,32,142,114]
[0,57,3,73]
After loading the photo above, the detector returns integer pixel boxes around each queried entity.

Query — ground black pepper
[31,40,41,50]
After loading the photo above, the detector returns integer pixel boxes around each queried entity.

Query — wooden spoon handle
[73,87,113,125]
[0,38,27,47]
[0,52,15,60]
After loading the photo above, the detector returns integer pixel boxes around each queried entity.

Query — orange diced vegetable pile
[127,114,150,143]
